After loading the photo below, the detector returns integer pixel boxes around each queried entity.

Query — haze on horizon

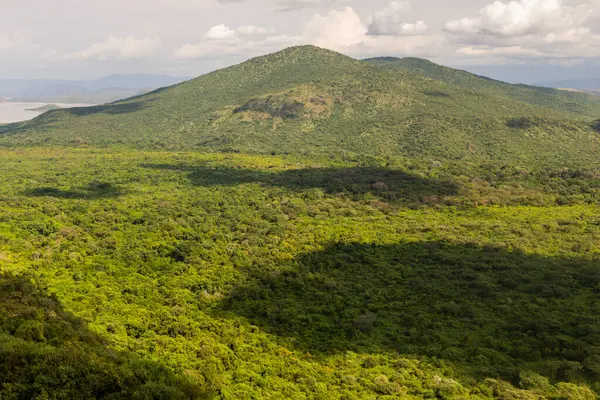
[1,0,599,84]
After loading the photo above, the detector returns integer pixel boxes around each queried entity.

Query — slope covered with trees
[365,57,600,118]
[0,270,209,399]
[2,46,600,167]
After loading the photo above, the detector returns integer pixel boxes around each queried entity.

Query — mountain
[0,74,189,104]
[25,104,63,112]
[365,57,600,115]
[2,46,600,166]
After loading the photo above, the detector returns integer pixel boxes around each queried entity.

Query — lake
[0,102,92,124]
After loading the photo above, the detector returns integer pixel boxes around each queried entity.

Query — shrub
[353,312,376,332]
[507,117,537,129]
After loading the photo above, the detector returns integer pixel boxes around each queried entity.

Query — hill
[365,57,600,116]
[25,104,63,112]
[1,46,599,167]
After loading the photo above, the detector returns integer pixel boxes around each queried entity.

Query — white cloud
[174,7,373,60]
[367,1,428,36]
[442,0,600,63]
[0,35,15,51]
[444,0,582,38]
[204,24,275,42]
[456,45,544,57]
[173,23,296,60]
[303,7,368,49]
[301,5,442,58]
[372,20,428,36]
[204,25,238,41]
[173,5,442,62]
[69,36,160,60]
[276,0,339,12]
[237,25,275,36]
[6,0,594,79]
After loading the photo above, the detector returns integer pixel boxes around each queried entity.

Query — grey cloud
[276,0,338,12]
[217,0,340,11]
[367,1,427,36]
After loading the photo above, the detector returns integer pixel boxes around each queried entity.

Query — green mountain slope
[365,56,600,117]
[2,46,600,167]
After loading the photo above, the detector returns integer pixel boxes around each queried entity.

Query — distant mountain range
[535,78,600,95]
[0,74,190,104]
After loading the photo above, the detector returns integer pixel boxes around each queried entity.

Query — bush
[507,117,537,129]
[353,312,376,332]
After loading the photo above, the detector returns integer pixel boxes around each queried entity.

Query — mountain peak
[243,45,358,67]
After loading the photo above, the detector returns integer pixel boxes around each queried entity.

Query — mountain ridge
[364,56,600,117]
[2,45,600,167]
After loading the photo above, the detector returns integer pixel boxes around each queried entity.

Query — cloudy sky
[1,0,599,83]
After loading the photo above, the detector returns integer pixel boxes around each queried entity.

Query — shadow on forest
[219,241,600,384]
[0,272,209,399]
[142,164,460,204]
[24,182,123,200]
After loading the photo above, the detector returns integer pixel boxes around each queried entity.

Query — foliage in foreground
[0,148,599,398]
[0,272,210,399]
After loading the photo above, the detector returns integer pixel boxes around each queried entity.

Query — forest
[0,148,599,399]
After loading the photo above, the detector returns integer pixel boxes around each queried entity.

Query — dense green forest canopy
[1,46,600,399]
[0,149,599,399]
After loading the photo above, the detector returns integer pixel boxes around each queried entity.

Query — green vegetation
[25,104,63,112]
[364,56,600,118]
[1,46,600,398]
[0,148,599,398]
[2,46,600,167]
[0,272,209,399]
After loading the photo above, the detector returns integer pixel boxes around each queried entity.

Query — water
[0,102,92,124]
